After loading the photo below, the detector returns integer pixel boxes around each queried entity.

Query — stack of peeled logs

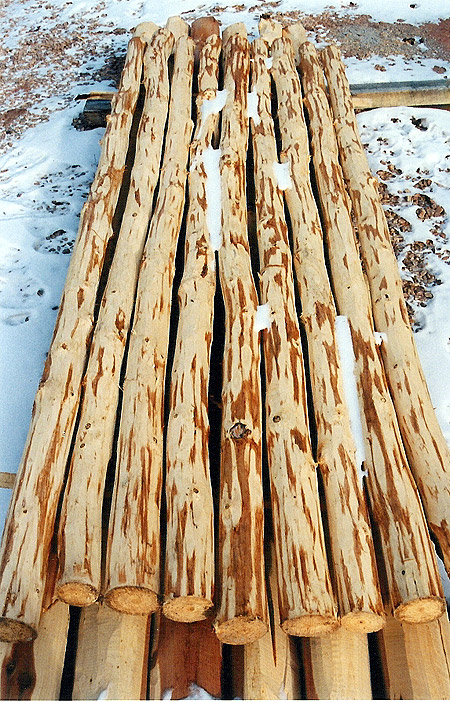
[0,14,449,651]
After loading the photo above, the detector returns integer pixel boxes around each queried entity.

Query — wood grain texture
[231,542,301,700]
[378,612,450,699]
[104,35,194,614]
[163,32,221,623]
[303,628,372,700]
[271,36,384,633]
[214,28,268,645]
[298,39,445,625]
[56,27,175,609]
[149,615,222,700]
[72,603,150,700]
[0,600,69,701]
[322,43,450,575]
[250,38,337,637]
[0,32,147,643]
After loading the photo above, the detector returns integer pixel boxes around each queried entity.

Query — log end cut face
[104,585,159,616]
[0,617,37,643]
[56,581,99,608]
[281,613,339,638]
[215,615,268,645]
[394,596,446,625]
[163,595,214,623]
[340,609,385,634]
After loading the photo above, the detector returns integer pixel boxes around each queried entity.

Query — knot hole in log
[229,422,251,440]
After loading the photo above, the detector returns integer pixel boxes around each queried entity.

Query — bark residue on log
[321,43,450,575]
[163,33,221,624]
[298,39,444,624]
[250,37,338,637]
[0,33,147,643]
[56,28,176,609]
[214,29,268,646]
[104,34,194,615]
[271,35,384,633]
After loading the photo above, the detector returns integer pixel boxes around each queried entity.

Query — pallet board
[0,15,449,700]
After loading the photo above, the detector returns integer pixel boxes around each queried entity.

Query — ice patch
[273,161,292,190]
[335,315,367,484]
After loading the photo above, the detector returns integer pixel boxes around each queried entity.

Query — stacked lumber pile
[0,15,449,700]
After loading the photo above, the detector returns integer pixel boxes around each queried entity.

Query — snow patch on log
[202,146,222,251]
[255,303,272,331]
[374,331,388,345]
[273,161,292,190]
[335,315,367,484]
[200,89,228,122]
[247,88,261,125]
[97,689,109,700]
[265,56,273,69]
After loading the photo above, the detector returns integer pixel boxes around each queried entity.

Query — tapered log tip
[341,610,385,633]
[281,614,339,638]
[163,595,214,623]
[56,582,98,607]
[394,596,446,624]
[0,617,37,643]
[215,616,268,644]
[104,586,159,615]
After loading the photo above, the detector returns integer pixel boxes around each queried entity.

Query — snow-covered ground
[0,0,449,605]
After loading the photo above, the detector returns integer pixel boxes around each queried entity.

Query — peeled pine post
[0,601,69,700]
[163,27,221,623]
[148,615,222,700]
[270,36,384,633]
[214,24,268,645]
[303,628,372,700]
[321,44,450,573]
[0,27,151,644]
[72,603,151,700]
[250,37,337,637]
[56,27,175,608]
[230,541,301,700]
[104,30,194,615]
[298,39,445,624]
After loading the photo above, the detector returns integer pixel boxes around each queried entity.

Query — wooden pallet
[0,15,449,700]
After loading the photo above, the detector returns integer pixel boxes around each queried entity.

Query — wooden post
[321,44,450,574]
[231,541,302,700]
[0,29,149,644]
[104,35,194,614]
[163,30,221,623]
[0,601,69,700]
[250,37,337,637]
[270,36,384,633]
[378,612,450,699]
[56,27,175,608]
[298,39,445,624]
[213,26,268,645]
[72,603,151,700]
[303,628,372,700]
[148,615,222,700]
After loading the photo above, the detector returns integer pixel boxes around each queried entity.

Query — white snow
[247,89,261,126]
[435,545,450,606]
[202,146,222,252]
[374,331,388,345]
[97,689,109,700]
[265,57,273,70]
[200,90,228,123]
[273,161,293,191]
[162,684,218,700]
[255,303,272,332]
[335,315,367,484]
